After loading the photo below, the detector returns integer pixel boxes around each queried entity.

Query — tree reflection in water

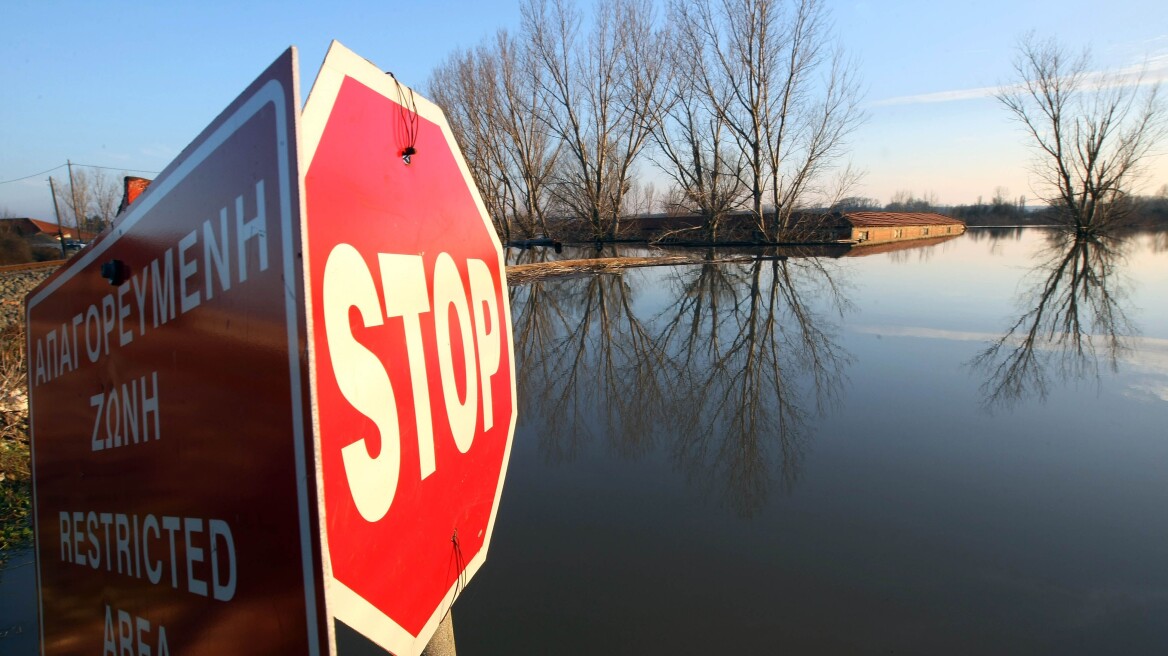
[1149,229,1168,254]
[511,252,851,516]
[971,230,1135,410]
[517,272,669,463]
[660,257,851,515]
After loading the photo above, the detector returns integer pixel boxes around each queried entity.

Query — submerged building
[628,210,966,245]
[825,211,966,245]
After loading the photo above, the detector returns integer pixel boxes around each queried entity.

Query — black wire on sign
[447,528,469,615]
[386,71,420,164]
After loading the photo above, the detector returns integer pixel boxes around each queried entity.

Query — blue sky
[2,0,1166,220]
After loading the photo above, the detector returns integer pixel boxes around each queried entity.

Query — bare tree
[523,0,671,240]
[997,34,1167,233]
[90,169,121,230]
[763,8,864,234]
[51,174,80,233]
[431,30,561,242]
[52,167,122,235]
[431,46,512,240]
[650,26,747,242]
[622,180,662,217]
[672,0,863,241]
[494,30,562,239]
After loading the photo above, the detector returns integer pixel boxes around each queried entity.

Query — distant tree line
[831,185,1168,228]
[429,0,863,244]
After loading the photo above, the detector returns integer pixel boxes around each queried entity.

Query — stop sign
[301,42,517,655]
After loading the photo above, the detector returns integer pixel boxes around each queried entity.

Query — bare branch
[997,33,1167,233]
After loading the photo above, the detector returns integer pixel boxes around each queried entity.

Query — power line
[0,164,65,185]
[0,162,161,186]
[73,163,161,175]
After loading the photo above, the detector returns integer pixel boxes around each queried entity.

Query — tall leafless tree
[494,31,561,238]
[650,28,747,243]
[997,34,1167,233]
[672,0,864,241]
[92,169,121,229]
[432,44,512,240]
[52,167,122,235]
[431,30,561,242]
[523,0,671,240]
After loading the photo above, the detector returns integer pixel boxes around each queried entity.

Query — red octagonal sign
[302,43,517,655]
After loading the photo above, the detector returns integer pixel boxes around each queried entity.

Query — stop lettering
[321,246,502,521]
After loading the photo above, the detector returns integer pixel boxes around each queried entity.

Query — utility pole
[67,159,84,236]
[48,176,68,258]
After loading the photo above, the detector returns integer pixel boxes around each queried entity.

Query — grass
[0,440,32,554]
[0,320,32,564]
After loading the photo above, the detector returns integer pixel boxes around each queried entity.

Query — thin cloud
[871,51,1168,108]
[1105,51,1168,85]
[871,85,1000,107]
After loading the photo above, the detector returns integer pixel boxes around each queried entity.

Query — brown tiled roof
[0,218,59,237]
[27,218,66,234]
[0,218,98,240]
[843,212,965,227]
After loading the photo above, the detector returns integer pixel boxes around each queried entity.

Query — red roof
[843,212,965,227]
[0,218,98,240]
[27,218,66,234]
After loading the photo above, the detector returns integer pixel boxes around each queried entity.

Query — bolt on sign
[25,42,517,656]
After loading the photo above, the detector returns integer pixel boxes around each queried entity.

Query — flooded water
[0,550,37,653]
[456,229,1168,654]
[4,228,1167,654]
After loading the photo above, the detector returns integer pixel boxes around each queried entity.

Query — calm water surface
[0,550,36,653]
[457,228,1168,654]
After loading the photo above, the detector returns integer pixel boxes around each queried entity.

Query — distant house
[626,210,966,245]
[818,211,966,245]
[0,218,97,242]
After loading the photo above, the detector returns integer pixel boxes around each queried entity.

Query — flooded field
[456,228,1168,654]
